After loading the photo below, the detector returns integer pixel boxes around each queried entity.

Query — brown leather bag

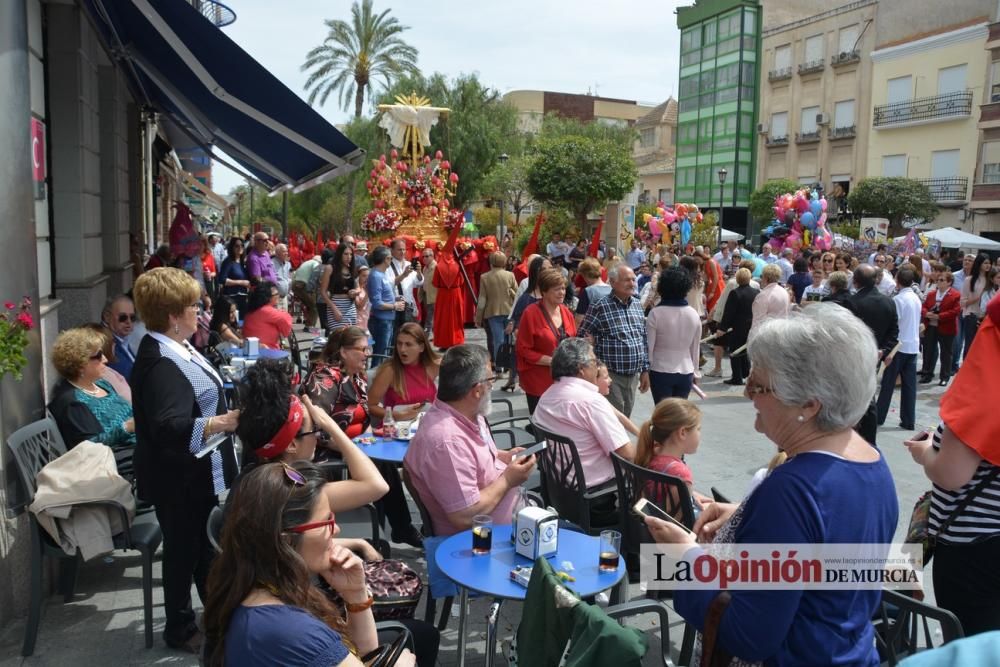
[700,591,733,667]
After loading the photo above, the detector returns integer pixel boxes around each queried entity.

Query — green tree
[480,154,534,229]
[527,134,637,233]
[749,178,800,225]
[847,177,939,236]
[301,0,419,230]
[540,113,637,148]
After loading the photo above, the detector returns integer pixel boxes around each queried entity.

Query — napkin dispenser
[243,337,259,356]
[514,506,558,560]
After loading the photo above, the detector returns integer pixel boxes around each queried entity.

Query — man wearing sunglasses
[101,294,137,379]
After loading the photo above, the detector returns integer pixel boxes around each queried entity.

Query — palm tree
[302,0,419,119]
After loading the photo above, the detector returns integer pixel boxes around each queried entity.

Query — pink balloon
[820,198,828,212]
[662,211,677,224]
[648,218,662,238]
[818,212,828,228]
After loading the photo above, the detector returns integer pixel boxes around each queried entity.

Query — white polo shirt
[894,288,923,355]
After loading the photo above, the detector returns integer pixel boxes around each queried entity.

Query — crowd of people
[41,223,1000,665]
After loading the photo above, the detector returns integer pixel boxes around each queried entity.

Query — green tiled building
[676,0,761,237]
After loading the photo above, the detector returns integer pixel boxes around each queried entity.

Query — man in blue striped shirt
[578,265,650,417]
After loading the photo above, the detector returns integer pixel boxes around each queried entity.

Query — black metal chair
[529,422,619,535]
[287,330,308,374]
[7,418,161,655]
[401,468,453,631]
[488,397,535,450]
[875,589,964,665]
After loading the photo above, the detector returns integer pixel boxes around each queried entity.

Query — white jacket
[29,440,136,560]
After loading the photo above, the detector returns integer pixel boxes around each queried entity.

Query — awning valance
[84,0,365,193]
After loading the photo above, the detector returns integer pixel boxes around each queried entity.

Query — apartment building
[634,98,678,207]
[968,20,1000,237]
[757,0,877,216]
[501,90,654,134]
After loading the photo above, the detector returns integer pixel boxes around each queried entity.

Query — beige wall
[757,0,876,194]
[875,0,993,48]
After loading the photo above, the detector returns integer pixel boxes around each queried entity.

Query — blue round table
[436,524,624,667]
[352,436,409,464]
[227,347,290,360]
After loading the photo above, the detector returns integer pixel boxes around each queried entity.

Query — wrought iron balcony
[768,67,792,82]
[798,60,825,75]
[765,135,789,147]
[828,125,856,140]
[873,90,973,128]
[795,130,821,144]
[916,177,968,203]
[190,0,237,27]
[831,50,861,67]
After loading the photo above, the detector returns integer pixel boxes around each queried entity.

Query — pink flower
[16,312,33,329]
[4,302,13,310]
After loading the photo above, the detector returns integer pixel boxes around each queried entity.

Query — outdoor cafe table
[435,524,625,667]
[351,436,409,464]
[227,347,290,360]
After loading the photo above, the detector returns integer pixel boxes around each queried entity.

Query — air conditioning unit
[816,112,830,125]
[757,122,769,134]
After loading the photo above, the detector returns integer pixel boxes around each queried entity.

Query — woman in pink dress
[367,322,440,424]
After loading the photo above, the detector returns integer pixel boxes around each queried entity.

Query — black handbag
[496,335,515,372]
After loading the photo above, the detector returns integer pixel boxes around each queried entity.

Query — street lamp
[717,167,728,250]
[498,153,509,242]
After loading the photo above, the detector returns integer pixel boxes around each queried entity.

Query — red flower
[4,302,13,310]
[16,312,33,329]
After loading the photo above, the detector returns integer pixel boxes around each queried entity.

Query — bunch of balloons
[763,189,832,252]
[642,202,703,247]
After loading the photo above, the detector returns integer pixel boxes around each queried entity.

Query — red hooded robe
[432,221,466,348]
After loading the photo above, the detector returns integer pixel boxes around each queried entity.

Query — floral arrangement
[481,240,496,252]
[1,297,34,380]
[413,240,426,251]
[363,148,459,234]
[444,208,466,232]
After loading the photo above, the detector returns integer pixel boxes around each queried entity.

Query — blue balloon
[810,200,822,217]
[801,211,816,230]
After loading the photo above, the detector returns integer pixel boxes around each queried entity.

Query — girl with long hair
[320,243,360,333]
[960,253,993,358]
[368,323,440,423]
[203,461,415,667]
[635,398,706,517]
[209,295,242,346]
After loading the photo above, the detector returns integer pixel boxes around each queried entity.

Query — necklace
[70,380,103,397]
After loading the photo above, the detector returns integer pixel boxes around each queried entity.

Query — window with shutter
[804,35,823,63]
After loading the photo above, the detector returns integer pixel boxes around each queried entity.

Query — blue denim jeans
[876,352,917,428]
[486,316,507,364]
[370,317,394,360]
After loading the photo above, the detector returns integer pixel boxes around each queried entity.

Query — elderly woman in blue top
[646,304,898,666]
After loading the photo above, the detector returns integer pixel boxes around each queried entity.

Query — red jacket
[515,302,577,397]
[922,287,961,336]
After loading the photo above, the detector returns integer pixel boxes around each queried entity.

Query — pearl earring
[174,324,180,334]
[797,415,805,422]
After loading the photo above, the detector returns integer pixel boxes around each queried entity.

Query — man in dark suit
[848,265,899,445]
[101,295,136,379]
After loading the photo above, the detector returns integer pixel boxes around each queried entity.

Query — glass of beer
[472,515,493,555]
[599,530,621,572]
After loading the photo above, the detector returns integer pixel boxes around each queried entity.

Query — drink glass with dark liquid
[599,530,621,572]
[472,515,493,555]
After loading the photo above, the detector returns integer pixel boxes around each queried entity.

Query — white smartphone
[512,441,547,460]
[633,498,694,534]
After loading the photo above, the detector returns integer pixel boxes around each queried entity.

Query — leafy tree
[480,154,534,229]
[473,206,500,235]
[540,113,637,148]
[301,0,419,116]
[301,0,419,230]
[847,177,939,235]
[749,178,800,225]
[527,134,637,233]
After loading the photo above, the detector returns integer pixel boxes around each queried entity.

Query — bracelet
[206,416,214,437]
[344,592,374,613]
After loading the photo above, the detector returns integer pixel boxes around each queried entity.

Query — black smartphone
[633,498,694,534]
[411,258,420,270]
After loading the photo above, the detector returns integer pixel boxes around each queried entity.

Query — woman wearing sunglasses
[204,460,416,667]
[49,326,136,453]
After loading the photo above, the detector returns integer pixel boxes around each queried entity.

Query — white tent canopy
[720,228,744,242]
[921,227,1000,251]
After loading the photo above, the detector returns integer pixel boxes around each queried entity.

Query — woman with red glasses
[203,460,415,667]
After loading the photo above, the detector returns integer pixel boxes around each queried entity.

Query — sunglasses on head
[89,350,105,361]
[117,313,137,323]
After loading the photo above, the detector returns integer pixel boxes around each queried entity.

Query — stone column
[99,65,134,296]
[0,0,44,628]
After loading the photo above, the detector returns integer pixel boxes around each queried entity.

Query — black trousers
[729,348,750,383]
[933,537,1000,637]
[855,396,878,447]
[153,493,218,640]
[526,394,540,415]
[920,326,954,381]
[377,462,415,534]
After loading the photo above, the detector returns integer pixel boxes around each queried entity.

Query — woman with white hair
[646,304,898,666]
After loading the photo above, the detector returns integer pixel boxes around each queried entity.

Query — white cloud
[213,0,683,194]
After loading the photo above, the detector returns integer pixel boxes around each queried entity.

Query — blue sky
[212,0,684,193]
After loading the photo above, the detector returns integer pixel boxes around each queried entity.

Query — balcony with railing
[831,50,860,67]
[873,90,973,128]
[828,125,856,140]
[765,135,789,147]
[795,130,821,144]
[798,59,825,75]
[768,67,792,82]
[916,177,968,204]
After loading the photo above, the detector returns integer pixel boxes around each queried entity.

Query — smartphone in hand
[633,498,694,534]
